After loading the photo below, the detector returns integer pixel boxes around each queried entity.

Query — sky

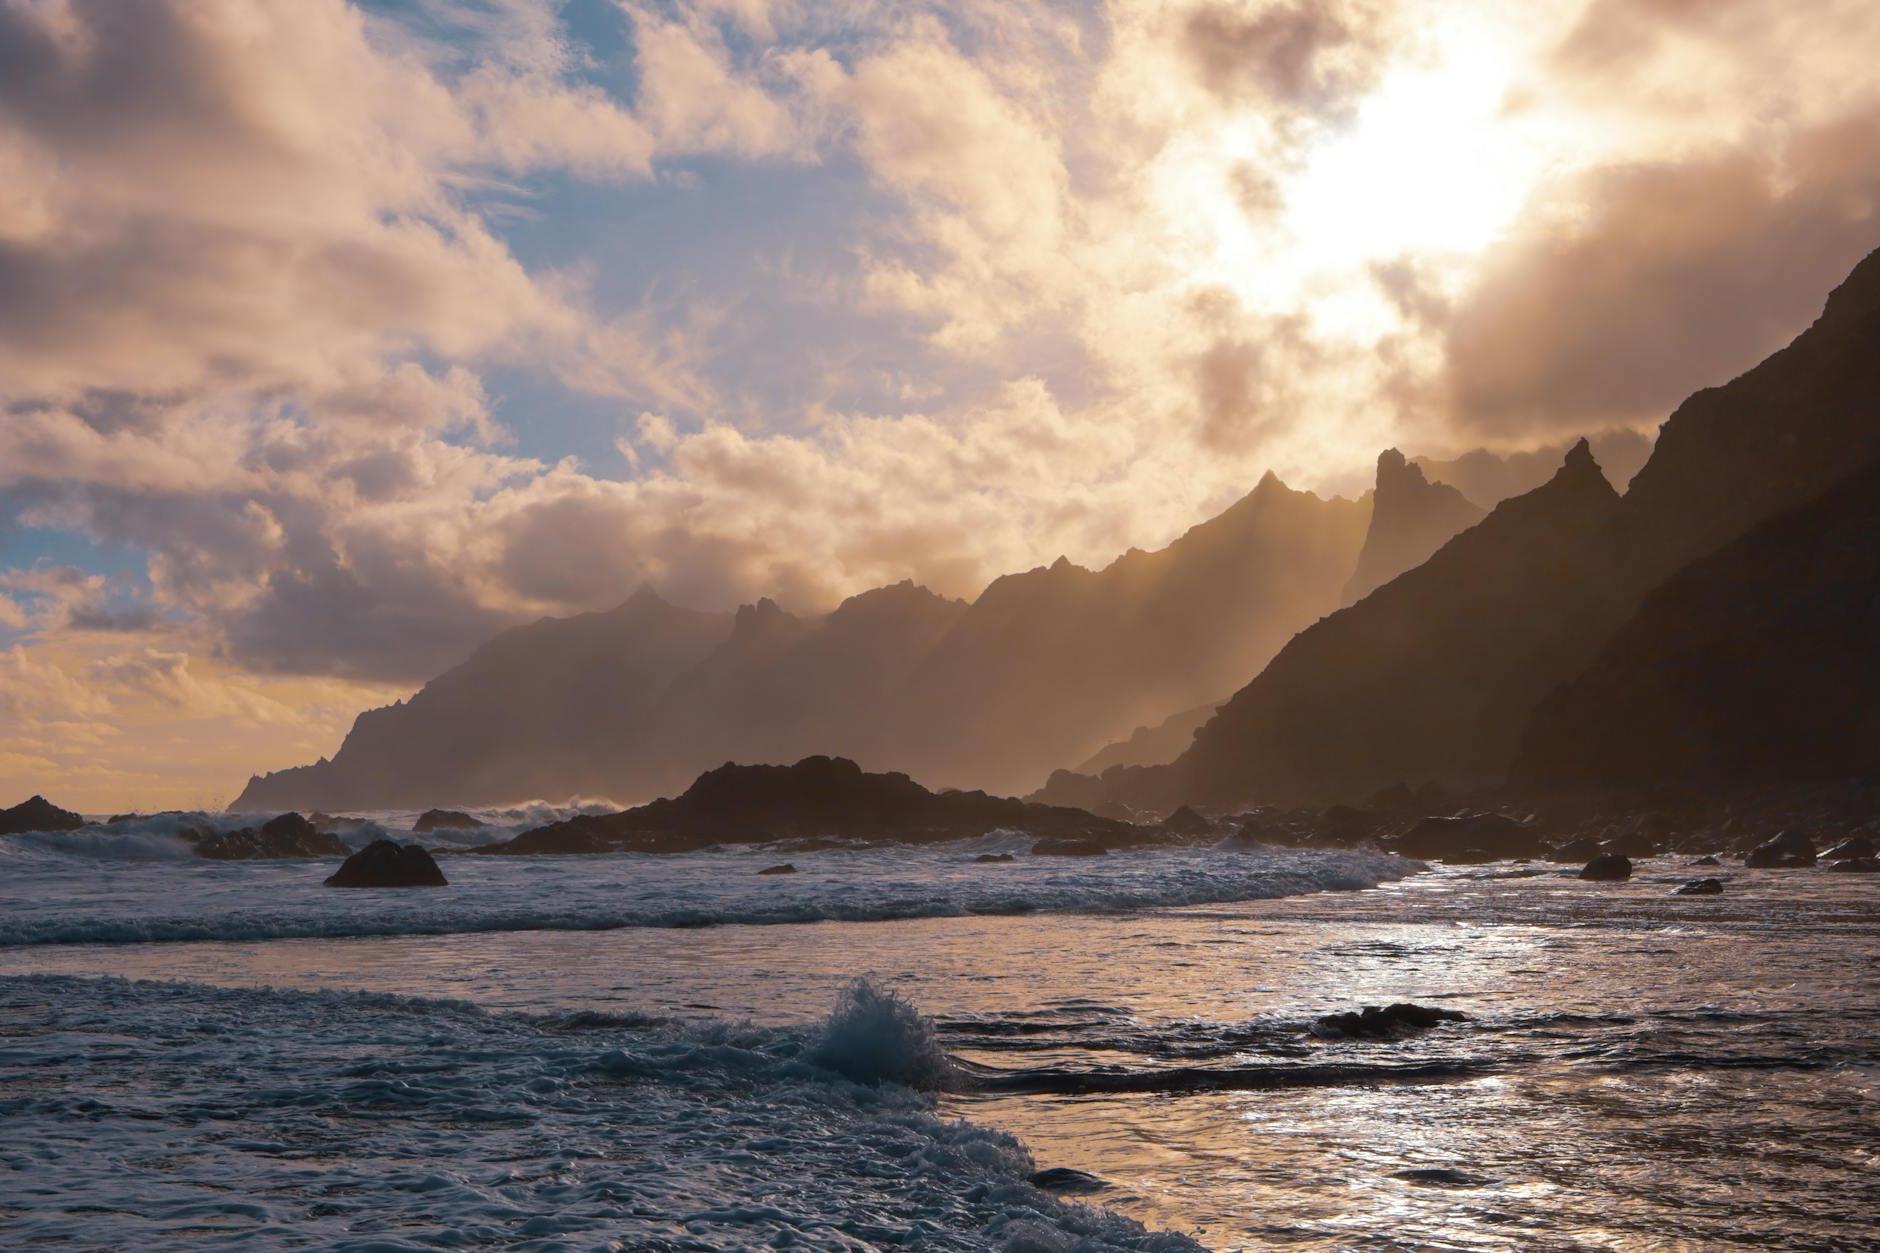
[3,0,1878,811]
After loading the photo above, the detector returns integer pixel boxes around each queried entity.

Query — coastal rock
[1316,1003,1470,1039]
[475,757,1133,856]
[1826,857,1880,873]
[1392,1168,1494,1188]
[1688,854,1722,867]
[756,863,798,875]
[0,795,87,835]
[1579,853,1632,881]
[1028,1167,1110,1194]
[1389,813,1542,862]
[974,853,1016,863]
[413,808,485,833]
[1821,836,1877,860]
[1745,831,1818,868]
[1159,805,1217,836]
[324,840,448,888]
[1676,878,1724,896]
[196,813,349,860]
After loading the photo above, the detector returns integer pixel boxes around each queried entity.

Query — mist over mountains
[1057,245,1880,810]
[237,473,1387,809]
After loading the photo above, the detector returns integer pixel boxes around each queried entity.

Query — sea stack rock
[0,795,87,835]
[413,808,486,833]
[324,840,448,888]
[1342,448,1485,605]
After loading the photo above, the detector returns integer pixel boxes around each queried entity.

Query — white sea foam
[0,839,1420,946]
[0,974,1202,1250]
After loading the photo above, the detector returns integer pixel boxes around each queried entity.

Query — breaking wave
[0,973,1201,1250]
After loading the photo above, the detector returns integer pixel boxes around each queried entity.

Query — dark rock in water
[1579,853,1632,881]
[1827,857,1880,873]
[1028,1167,1110,1194]
[1821,835,1877,861]
[1547,835,1604,864]
[413,808,485,833]
[476,757,1134,856]
[1319,804,1378,845]
[1689,854,1722,867]
[0,795,87,835]
[1389,813,1542,862]
[196,813,349,860]
[1032,836,1109,856]
[1745,831,1817,868]
[1159,805,1216,836]
[1676,878,1724,896]
[1316,1003,1469,1038]
[324,840,447,888]
[1392,1168,1493,1188]
[756,862,798,875]
[974,852,1016,863]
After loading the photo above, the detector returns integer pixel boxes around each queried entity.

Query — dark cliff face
[1177,440,1629,807]
[1341,449,1485,606]
[233,477,1370,810]
[1515,454,1880,788]
[1157,244,1880,807]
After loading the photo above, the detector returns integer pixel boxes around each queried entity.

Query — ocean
[1,812,1874,1249]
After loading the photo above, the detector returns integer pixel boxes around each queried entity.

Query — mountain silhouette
[1082,244,1880,808]
[1515,453,1880,788]
[234,476,1370,809]
[1341,449,1485,605]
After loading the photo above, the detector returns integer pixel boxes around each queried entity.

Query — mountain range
[238,471,1405,809]
[1047,244,1880,809]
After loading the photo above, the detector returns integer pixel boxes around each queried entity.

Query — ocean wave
[0,973,1201,1251]
[0,844,1419,947]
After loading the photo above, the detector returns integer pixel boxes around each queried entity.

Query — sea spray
[811,978,958,1089]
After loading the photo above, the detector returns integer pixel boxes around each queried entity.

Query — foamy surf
[0,974,1202,1250]
[0,840,1419,947]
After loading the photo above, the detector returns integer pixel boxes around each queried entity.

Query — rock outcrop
[1342,449,1485,605]
[196,813,349,860]
[1386,813,1546,863]
[413,809,484,833]
[1315,1004,1470,1038]
[0,795,87,835]
[1578,853,1632,881]
[472,756,1133,856]
[323,840,448,887]
[1744,831,1818,868]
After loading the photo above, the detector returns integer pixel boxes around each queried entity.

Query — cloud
[1436,0,1880,438]
[1182,0,1395,113]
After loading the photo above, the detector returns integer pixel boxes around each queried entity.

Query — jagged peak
[832,579,959,617]
[1820,243,1880,325]
[616,584,671,612]
[730,597,797,640]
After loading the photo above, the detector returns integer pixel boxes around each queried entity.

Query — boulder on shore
[1316,1003,1470,1038]
[1676,878,1724,895]
[0,795,87,836]
[756,862,798,875]
[324,840,448,888]
[1827,857,1880,873]
[196,813,349,860]
[413,808,485,833]
[1688,854,1722,867]
[1821,835,1877,861]
[974,852,1016,863]
[1579,853,1632,881]
[1745,831,1817,868]
[1389,813,1542,862]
